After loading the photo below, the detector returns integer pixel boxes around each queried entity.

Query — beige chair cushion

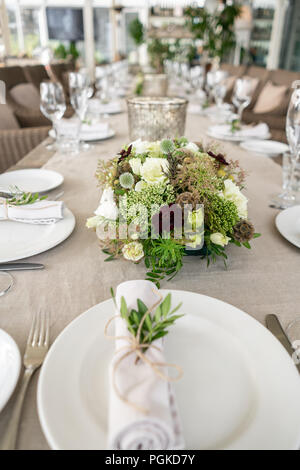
[0,104,20,130]
[253,81,288,114]
[10,83,41,110]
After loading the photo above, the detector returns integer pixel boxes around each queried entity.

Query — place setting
[0,172,75,285]
[269,87,300,249]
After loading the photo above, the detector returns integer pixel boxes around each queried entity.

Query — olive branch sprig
[5,186,48,206]
[111,288,183,347]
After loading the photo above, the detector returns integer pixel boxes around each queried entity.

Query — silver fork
[0,312,50,450]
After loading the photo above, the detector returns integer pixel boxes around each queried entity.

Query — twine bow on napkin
[105,292,183,414]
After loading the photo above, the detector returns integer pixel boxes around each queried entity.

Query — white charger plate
[37,290,300,450]
[0,169,64,194]
[49,128,115,142]
[0,329,21,412]
[240,140,289,157]
[276,205,300,249]
[0,207,75,263]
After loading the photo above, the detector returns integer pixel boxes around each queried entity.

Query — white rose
[129,158,142,175]
[140,158,169,184]
[185,142,199,153]
[94,187,118,220]
[135,180,147,192]
[130,139,149,155]
[210,232,231,247]
[221,179,248,219]
[122,241,144,262]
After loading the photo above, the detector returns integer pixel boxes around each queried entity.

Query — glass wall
[279,0,300,72]
[94,7,111,64]
[21,8,40,55]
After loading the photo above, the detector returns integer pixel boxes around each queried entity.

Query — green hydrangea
[205,194,239,235]
[120,183,176,225]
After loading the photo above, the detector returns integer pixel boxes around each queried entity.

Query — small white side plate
[49,128,115,142]
[0,169,64,194]
[276,205,300,248]
[240,140,289,157]
[0,329,21,412]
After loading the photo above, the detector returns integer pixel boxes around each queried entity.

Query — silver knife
[0,192,12,199]
[266,314,300,373]
[0,263,45,271]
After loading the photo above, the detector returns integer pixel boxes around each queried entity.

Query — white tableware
[0,207,75,263]
[0,169,64,195]
[240,140,289,157]
[38,290,300,450]
[49,127,115,143]
[0,329,21,412]
[207,124,271,142]
[275,205,300,249]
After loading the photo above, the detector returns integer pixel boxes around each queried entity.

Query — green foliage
[185,4,241,60]
[129,18,144,47]
[160,139,175,155]
[115,291,183,346]
[206,194,239,235]
[143,238,186,287]
[54,42,80,60]
[147,39,174,73]
[7,187,47,206]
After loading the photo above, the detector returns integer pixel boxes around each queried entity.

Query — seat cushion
[0,104,20,130]
[253,81,289,114]
[10,83,41,110]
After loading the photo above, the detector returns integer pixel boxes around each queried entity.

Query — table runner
[0,111,299,450]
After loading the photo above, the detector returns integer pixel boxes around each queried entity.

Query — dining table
[0,107,299,450]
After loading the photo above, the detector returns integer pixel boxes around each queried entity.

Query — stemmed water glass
[40,82,66,151]
[69,72,92,151]
[232,78,254,122]
[271,87,300,209]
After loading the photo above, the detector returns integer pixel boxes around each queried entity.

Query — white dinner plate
[0,329,21,412]
[240,140,289,157]
[38,290,300,450]
[49,128,115,142]
[0,207,75,263]
[206,126,271,142]
[275,205,300,249]
[0,169,64,194]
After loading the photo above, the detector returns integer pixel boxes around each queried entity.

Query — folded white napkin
[0,200,64,225]
[213,122,270,139]
[108,280,185,450]
[97,101,121,114]
[81,122,109,135]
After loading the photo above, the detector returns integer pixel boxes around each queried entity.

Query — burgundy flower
[207,151,229,166]
[152,204,183,235]
[118,144,133,163]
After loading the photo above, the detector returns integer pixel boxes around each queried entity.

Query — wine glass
[271,88,300,209]
[69,72,92,151]
[212,71,228,108]
[232,78,254,122]
[40,82,66,151]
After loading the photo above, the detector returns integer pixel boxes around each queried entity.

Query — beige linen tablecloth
[0,112,299,450]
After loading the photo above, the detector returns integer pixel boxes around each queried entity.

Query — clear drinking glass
[232,78,254,122]
[55,118,81,155]
[40,82,66,151]
[271,88,300,209]
[69,72,92,151]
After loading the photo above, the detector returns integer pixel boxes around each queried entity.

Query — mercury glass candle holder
[142,74,168,96]
[127,96,188,141]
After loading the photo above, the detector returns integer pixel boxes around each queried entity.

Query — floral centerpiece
[87,138,260,286]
